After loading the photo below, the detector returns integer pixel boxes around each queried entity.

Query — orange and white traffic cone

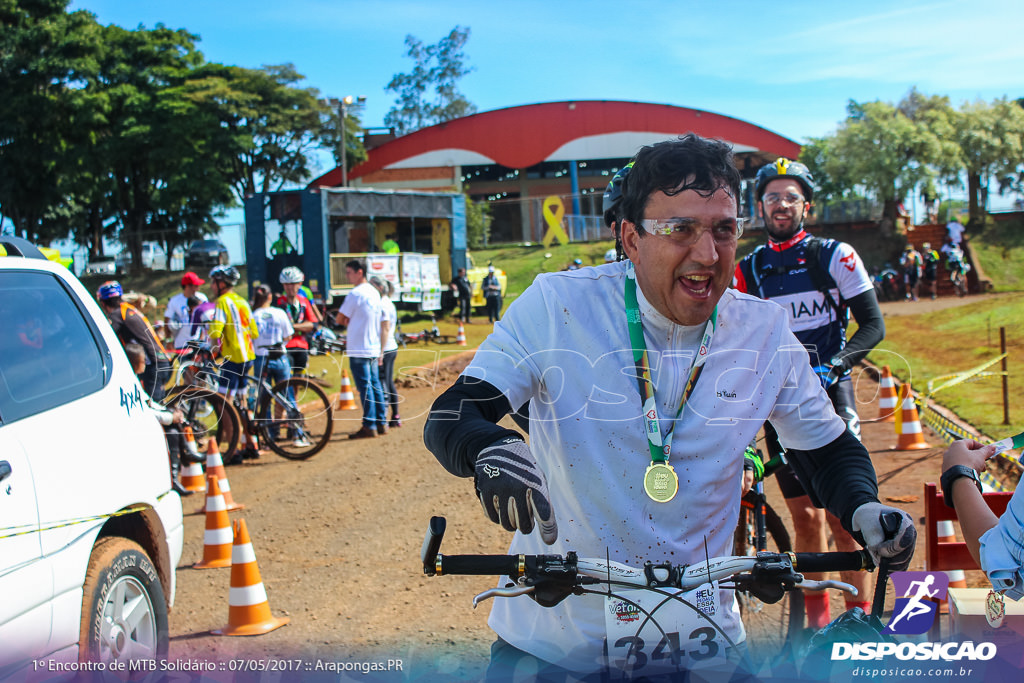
[336,370,358,410]
[456,322,467,346]
[183,424,203,461]
[179,460,206,494]
[199,438,244,513]
[212,518,290,636]
[893,384,931,450]
[193,476,234,569]
[935,519,968,614]
[877,365,899,422]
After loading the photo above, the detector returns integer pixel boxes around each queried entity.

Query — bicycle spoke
[256,378,333,460]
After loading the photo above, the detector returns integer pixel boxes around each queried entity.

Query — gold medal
[643,462,679,503]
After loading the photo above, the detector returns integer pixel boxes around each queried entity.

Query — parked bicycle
[163,344,241,459]
[232,353,335,460]
[423,516,880,679]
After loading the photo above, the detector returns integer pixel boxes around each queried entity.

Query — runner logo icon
[883,571,949,635]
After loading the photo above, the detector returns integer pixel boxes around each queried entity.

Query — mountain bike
[732,452,801,661]
[232,359,335,460]
[950,259,969,297]
[422,516,877,680]
[163,344,242,460]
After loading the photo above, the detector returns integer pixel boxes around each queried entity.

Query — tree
[952,98,1024,228]
[89,23,236,267]
[0,0,101,241]
[384,26,476,136]
[464,192,491,248]
[186,63,332,201]
[810,92,957,226]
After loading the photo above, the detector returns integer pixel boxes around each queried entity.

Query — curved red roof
[312,100,800,187]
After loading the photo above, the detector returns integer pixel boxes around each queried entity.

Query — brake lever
[472,585,534,607]
[801,579,857,596]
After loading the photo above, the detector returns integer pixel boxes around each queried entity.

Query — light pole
[334,95,366,187]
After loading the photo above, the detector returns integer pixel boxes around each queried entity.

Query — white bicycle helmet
[279,266,304,284]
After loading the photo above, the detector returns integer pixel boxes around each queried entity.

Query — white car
[0,237,184,674]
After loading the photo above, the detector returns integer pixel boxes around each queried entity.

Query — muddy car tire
[79,537,168,665]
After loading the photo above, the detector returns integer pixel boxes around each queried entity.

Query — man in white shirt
[335,259,386,439]
[424,134,917,679]
[164,272,208,349]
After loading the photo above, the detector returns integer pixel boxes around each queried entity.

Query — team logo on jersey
[840,252,857,272]
[882,571,949,635]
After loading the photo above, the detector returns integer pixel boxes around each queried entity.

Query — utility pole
[331,95,366,188]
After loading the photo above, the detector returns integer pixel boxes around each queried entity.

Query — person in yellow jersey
[207,265,258,404]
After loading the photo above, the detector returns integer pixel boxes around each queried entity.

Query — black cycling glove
[474,437,558,544]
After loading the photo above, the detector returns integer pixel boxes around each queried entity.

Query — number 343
[611,627,719,670]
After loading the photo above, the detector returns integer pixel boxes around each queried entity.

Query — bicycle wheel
[164,386,241,461]
[733,492,803,664]
[255,377,333,460]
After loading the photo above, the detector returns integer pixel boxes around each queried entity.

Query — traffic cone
[456,322,467,346]
[336,370,358,410]
[893,384,931,450]
[179,460,206,494]
[211,518,290,636]
[193,476,234,569]
[935,519,968,614]
[877,365,899,422]
[183,424,203,461]
[198,438,244,513]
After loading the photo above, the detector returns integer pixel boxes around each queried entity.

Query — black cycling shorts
[766,378,861,500]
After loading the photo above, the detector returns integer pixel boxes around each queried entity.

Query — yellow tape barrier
[0,502,156,541]
[925,354,1006,397]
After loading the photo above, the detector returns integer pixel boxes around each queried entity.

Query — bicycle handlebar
[422,516,874,602]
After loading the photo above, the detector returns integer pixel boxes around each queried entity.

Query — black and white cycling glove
[474,437,558,545]
[851,502,917,572]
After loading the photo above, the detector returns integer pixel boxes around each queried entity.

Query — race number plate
[603,583,727,676]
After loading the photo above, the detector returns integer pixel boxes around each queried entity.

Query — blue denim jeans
[348,356,385,429]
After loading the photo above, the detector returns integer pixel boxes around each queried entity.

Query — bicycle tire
[164,386,241,461]
[255,377,333,460]
[733,492,804,664]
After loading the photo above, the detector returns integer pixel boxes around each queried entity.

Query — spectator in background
[381,233,400,254]
[900,244,923,302]
[921,242,940,300]
[270,229,295,257]
[449,267,472,324]
[251,283,293,388]
[276,266,318,377]
[481,265,502,323]
[946,218,965,247]
[164,272,208,350]
[207,266,258,403]
[336,259,386,439]
[370,276,402,428]
[98,280,172,400]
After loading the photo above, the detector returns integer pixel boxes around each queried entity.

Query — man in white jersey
[164,271,207,349]
[424,134,916,680]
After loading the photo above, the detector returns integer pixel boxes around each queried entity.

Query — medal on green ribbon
[624,266,715,503]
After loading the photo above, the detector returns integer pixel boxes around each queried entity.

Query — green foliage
[464,192,491,249]
[952,98,1024,227]
[384,26,476,136]
[1,1,333,264]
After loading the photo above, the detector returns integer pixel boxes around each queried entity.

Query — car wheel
[79,537,168,665]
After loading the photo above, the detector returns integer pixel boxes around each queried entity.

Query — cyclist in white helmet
[275,266,318,376]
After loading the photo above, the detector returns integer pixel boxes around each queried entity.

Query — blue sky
[70,0,1024,183]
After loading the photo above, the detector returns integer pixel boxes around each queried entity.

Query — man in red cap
[164,271,208,349]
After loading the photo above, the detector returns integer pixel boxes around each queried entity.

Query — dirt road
[165,348,1001,679]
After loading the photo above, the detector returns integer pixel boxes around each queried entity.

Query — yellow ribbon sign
[541,196,569,248]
